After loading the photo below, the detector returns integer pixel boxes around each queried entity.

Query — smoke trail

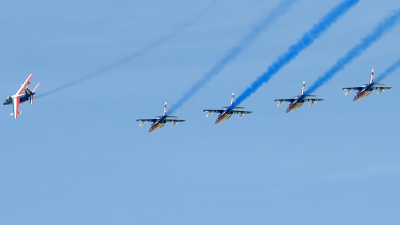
[230,0,358,109]
[374,58,400,83]
[168,0,299,115]
[34,56,68,74]
[307,9,400,94]
[37,1,219,98]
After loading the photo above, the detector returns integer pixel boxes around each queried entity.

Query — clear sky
[1,0,400,224]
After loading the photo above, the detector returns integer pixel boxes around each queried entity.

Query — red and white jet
[343,69,392,101]
[274,81,323,113]
[136,102,185,133]
[203,93,252,124]
[3,73,39,119]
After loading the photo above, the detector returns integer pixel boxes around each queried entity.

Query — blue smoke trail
[230,0,358,109]
[375,57,400,83]
[37,1,219,99]
[307,9,400,94]
[168,0,299,114]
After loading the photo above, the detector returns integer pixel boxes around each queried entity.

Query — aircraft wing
[302,98,324,102]
[342,87,363,91]
[203,109,225,113]
[136,119,158,123]
[371,86,392,90]
[164,119,185,123]
[12,97,21,119]
[230,110,252,114]
[15,74,33,96]
[274,98,295,102]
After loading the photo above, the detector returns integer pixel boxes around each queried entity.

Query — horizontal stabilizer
[222,106,245,109]
[156,115,178,118]
[304,95,317,98]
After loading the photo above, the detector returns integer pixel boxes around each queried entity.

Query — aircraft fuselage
[149,121,166,133]
[215,111,232,124]
[286,96,306,113]
[286,101,304,113]
[354,87,372,101]
[149,115,168,133]
[3,94,33,105]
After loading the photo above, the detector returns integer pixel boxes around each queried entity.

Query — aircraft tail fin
[369,69,374,84]
[30,83,40,105]
[230,93,234,105]
[163,102,167,116]
[302,81,306,95]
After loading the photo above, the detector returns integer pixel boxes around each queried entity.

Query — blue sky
[1,0,400,224]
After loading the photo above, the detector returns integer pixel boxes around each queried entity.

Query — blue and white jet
[136,102,185,133]
[274,81,323,113]
[203,93,252,124]
[3,73,40,119]
[343,69,392,101]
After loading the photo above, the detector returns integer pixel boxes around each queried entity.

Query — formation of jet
[203,93,252,124]
[3,74,40,119]
[274,81,324,113]
[343,69,392,101]
[136,102,185,133]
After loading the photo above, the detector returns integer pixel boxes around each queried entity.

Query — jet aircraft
[274,81,323,113]
[342,69,392,101]
[3,73,40,119]
[136,102,185,133]
[203,93,252,124]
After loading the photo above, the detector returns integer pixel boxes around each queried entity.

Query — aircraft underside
[287,102,304,113]
[216,113,232,124]
[354,90,372,101]
[149,122,165,133]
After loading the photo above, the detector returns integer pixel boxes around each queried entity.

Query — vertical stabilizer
[163,102,167,116]
[30,83,40,105]
[230,93,234,105]
[370,69,374,84]
[302,81,306,95]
